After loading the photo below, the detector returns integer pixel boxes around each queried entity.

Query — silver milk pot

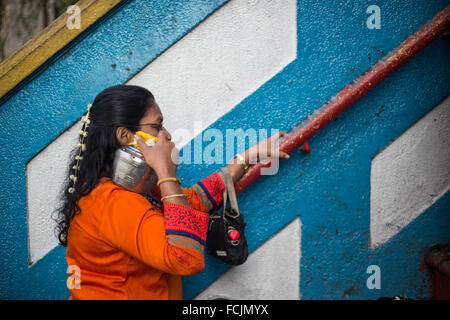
[111,145,157,195]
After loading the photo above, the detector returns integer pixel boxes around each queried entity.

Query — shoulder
[78,177,156,218]
[98,178,154,212]
[95,179,163,240]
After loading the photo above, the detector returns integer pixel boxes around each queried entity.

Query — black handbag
[206,167,248,265]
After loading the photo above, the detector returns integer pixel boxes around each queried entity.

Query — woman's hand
[244,131,290,164]
[135,129,179,179]
[136,130,189,206]
[226,131,290,183]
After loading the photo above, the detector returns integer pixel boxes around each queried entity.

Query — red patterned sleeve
[182,171,225,213]
[163,203,209,264]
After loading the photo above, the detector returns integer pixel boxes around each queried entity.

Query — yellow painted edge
[0,0,124,100]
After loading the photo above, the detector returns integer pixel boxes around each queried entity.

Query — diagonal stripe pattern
[26,0,297,266]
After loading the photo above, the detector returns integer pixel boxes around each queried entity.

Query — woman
[56,84,289,300]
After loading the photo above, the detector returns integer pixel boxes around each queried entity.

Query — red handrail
[235,5,450,194]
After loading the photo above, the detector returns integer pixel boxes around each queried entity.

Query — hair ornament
[81,116,90,124]
[68,104,92,194]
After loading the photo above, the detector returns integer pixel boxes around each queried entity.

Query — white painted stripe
[27,0,297,265]
[27,123,79,265]
[370,96,450,249]
[195,217,301,300]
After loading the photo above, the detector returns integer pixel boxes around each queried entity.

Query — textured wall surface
[0,0,449,299]
[370,97,450,249]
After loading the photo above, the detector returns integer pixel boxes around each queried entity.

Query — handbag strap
[221,167,240,216]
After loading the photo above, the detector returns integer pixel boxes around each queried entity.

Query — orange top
[66,172,225,300]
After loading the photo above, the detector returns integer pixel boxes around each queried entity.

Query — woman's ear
[116,127,134,146]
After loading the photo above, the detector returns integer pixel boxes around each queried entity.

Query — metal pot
[111,145,157,195]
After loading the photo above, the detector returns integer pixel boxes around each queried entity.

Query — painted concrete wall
[370,96,450,249]
[0,0,449,299]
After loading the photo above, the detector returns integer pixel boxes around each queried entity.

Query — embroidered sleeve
[183,171,225,213]
[163,203,209,256]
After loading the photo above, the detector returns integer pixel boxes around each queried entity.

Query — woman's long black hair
[55,85,155,246]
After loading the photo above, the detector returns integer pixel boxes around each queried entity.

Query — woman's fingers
[267,148,290,160]
[271,131,290,159]
[135,135,148,152]
[157,128,172,142]
[279,151,290,159]
[156,130,166,140]
[244,130,291,162]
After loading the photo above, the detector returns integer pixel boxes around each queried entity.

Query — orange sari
[66,172,224,300]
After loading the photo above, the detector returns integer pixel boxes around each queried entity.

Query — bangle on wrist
[234,153,249,173]
[160,193,187,202]
[157,177,181,186]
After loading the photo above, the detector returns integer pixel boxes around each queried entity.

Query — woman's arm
[182,172,225,213]
[138,130,290,213]
[179,131,290,212]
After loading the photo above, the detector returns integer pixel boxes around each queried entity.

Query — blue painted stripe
[196,181,217,209]
[166,230,206,246]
